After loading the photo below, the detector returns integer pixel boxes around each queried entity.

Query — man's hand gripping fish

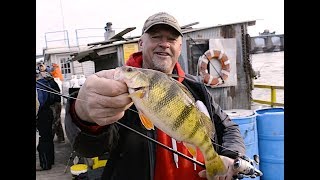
[114,66,227,179]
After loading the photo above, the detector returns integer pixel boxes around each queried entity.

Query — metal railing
[44,30,70,49]
[252,84,284,107]
[75,28,105,47]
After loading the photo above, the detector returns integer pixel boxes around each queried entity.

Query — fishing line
[36,86,241,166]
[257,61,266,72]
[168,74,207,86]
[36,87,87,102]
[115,121,205,168]
[36,80,60,94]
[36,81,87,103]
[36,87,204,166]
[185,34,224,83]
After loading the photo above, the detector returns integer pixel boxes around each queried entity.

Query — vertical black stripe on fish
[188,120,201,139]
[172,105,194,131]
[153,81,178,111]
[198,134,209,147]
[206,152,217,161]
[147,72,166,108]
[204,144,213,155]
[149,72,162,88]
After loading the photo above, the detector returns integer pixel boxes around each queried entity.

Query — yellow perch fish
[114,66,226,179]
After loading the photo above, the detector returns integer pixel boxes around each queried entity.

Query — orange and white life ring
[198,49,231,87]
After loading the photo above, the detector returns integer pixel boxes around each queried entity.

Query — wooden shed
[43,46,96,80]
[68,20,257,110]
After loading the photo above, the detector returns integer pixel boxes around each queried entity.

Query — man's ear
[138,38,143,48]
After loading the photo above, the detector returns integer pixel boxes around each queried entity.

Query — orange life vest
[50,63,64,81]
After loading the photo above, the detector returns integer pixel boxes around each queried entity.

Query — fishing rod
[116,118,262,179]
[36,81,262,178]
[36,81,205,167]
[115,120,205,167]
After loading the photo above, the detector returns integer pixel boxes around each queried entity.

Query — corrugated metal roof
[182,19,256,34]
[44,46,81,61]
[70,19,256,62]
[70,38,139,62]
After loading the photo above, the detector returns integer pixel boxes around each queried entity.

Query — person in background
[38,63,66,143]
[65,12,245,180]
[50,63,64,81]
[36,70,55,170]
[37,62,53,73]
[49,82,65,143]
[36,90,40,115]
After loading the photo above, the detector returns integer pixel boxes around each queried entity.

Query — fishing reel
[232,155,263,179]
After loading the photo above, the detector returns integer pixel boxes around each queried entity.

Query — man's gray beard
[152,59,171,73]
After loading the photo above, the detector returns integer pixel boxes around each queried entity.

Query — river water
[251,51,284,108]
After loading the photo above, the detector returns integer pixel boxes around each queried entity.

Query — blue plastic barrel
[255,107,284,180]
[224,109,260,180]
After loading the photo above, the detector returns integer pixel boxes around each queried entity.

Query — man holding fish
[65,12,245,180]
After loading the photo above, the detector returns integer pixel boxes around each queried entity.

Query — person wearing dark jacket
[38,63,66,143]
[47,76,65,143]
[65,12,245,180]
[36,72,55,170]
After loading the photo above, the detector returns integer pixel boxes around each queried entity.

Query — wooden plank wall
[180,23,253,110]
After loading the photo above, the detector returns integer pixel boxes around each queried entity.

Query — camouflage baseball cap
[142,12,183,36]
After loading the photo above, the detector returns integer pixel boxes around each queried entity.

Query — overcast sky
[36,0,284,55]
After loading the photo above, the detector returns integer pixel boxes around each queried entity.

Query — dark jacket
[36,78,50,110]
[47,78,61,103]
[36,77,61,105]
[65,74,245,180]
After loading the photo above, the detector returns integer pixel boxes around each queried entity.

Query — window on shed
[60,57,72,79]
[186,39,209,76]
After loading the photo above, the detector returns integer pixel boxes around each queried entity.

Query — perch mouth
[129,86,144,92]
[129,86,148,94]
